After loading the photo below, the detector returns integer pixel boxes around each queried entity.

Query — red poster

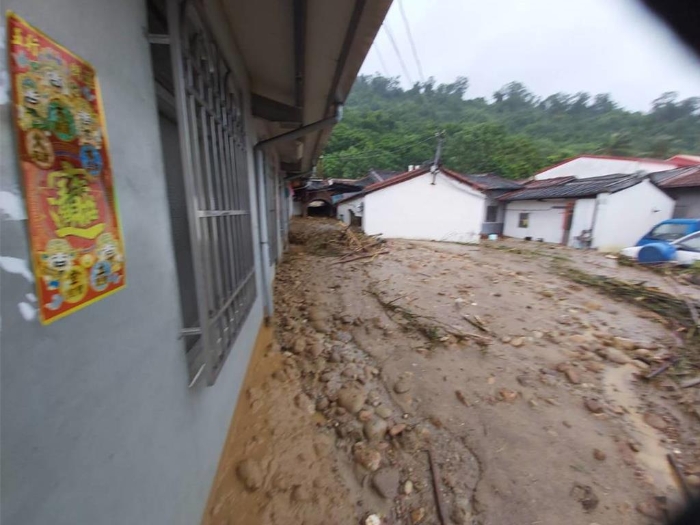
[7,12,126,324]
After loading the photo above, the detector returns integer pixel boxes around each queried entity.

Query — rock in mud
[291,484,311,502]
[394,378,412,394]
[584,398,604,414]
[364,417,389,442]
[403,480,414,495]
[354,446,382,472]
[571,483,599,512]
[593,449,606,461]
[294,393,315,414]
[565,368,581,384]
[337,386,366,414]
[389,424,407,436]
[643,413,668,431]
[372,467,400,499]
[410,507,426,524]
[292,338,307,355]
[599,347,630,364]
[236,459,263,492]
[612,336,636,352]
[636,499,664,519]
[316,396,329,411]
[337,420,364,441]
[376,405,392,419]
[455,390,470,406]
[510,337,525,348]
[306,340,324,358]
[450,498,472,525]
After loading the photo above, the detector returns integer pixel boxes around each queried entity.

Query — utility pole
[431,130,445,184]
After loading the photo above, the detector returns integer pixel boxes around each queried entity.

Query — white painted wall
[592,180,675,251]
[503,200,567,243]
[535,157,676,180]
[568,198,597,247]
[337,196,363,225]
[363,171,485,243]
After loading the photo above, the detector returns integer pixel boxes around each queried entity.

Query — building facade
[0,1,390,524]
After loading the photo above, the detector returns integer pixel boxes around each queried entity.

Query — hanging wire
[382,21,414,85]
[374,41,391,78]
[397,0,425,83]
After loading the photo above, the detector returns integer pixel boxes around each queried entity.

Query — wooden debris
[645,357,680,381]
[680,377,700,389]
[425,448,448,525]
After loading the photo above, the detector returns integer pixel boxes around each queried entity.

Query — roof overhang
[221,0,392,174]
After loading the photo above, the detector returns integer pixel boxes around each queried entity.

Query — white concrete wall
[592,180,675,251]
[503,200,567,243]
[568,198,597,247]
[363,171,485,243]
[535,157,676,180]
[337,197,363,225]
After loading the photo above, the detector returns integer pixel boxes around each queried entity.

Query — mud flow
[204,218,700,525]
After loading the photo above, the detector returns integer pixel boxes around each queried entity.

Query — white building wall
[503,200,567,243]
[364,171,485,243]
[568,198,597,247]
[535,157,676,180]
[592,180,675,251]
[337,197,363,225]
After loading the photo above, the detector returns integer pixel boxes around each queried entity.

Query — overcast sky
[360,0,700,112]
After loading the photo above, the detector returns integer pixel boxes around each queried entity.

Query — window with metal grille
[485,205,498,223]
[162,0,256,386]
[266,158,279,263]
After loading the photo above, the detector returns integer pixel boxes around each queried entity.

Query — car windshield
[648,222,689,241]
[675,232,700,253]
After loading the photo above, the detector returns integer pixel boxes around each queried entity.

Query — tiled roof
[667,155,700,167]
[370,169,403,181]
[458,173,524,190]
[651,166,700,188]
[499,173,645,201]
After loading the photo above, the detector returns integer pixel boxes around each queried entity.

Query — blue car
[636,218,700,246]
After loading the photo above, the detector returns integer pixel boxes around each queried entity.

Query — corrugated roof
[458,173,524,190]
[652,166,700,188]
[499,173,646,201]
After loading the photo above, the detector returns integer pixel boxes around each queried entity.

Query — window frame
[518,212,529,228]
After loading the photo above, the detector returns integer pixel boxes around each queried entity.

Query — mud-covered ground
[204,218,700,525]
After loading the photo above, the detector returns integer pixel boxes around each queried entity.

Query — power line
[397,0,424,83]
[323,134,437,161]
[374,41,390,77]
[382,21,413,85]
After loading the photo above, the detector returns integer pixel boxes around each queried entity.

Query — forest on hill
[320,75,700,180]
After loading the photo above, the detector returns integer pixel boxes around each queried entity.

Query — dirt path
[204,219,700,525]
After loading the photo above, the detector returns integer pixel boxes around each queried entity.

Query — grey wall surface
[0,2,265,524]
[668,188,700,218]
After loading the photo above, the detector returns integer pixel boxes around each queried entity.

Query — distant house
[500,173,674,251]
[652,165,700,218]
[337,166,522,242]
[666,154,700,167]
[533,154,680,181]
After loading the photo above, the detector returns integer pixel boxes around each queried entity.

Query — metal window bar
[168,0,256,386]
[266,159,279,263]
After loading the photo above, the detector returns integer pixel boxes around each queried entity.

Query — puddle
[603,364,675,492]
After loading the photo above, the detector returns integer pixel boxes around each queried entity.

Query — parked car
[636,218,700,246]
[621,230,700,265]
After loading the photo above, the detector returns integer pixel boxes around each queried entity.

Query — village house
[336,166,522,242]
[0,1,391,524]
[651,165,700,218]
[532,154,682,180]
[500,173,675,250]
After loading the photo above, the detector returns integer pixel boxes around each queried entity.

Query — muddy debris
[584,398,605,414]
[236,459,263,492]
[644,413,668,431]
[337,386,367,414]
[372,467,400,499]
[593,449,607,461]
[571,483,599,512]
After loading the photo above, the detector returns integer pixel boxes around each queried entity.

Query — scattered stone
[372,467,400,499]
[337,420,364,441]
[292,338,306,355]
[510,337,525,348]
[636,499,664,519]
[389,424,407,436]
[516,375,532,387]
[593,449,606,461]
[612,337,637,351]
[358,409,374,422]
[375,405,392,419]
[499,388,518,402]
[643,413,668,431]
[236,459,263,492]
[364,515,381,525]
[571,483,599,512]
[450,498,472,525]
[337,386,367,414]
[532,330,544,339]
[306,340,324,358]
[632,360,650,371]
[316,397,329,411]
[501,335,512,344]
[686,474,700,488]
[584,362,605,373]
[403,480,414,495]
[364,417,389,442]
[410,507,426,524]
[600,347,630,364]
[628,441,641,452]
[294,393,315,415]
[354,447,382,472]
[584,398,604,414]
[569,334,588,345]
[336,331,352,343]
[565,368,581,385]
[394,378,412,394]
[634,348,653,359]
